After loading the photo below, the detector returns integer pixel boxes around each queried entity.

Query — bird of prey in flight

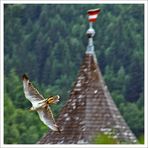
[22,74,60,133]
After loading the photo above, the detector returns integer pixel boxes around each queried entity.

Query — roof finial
[86,8,101,54]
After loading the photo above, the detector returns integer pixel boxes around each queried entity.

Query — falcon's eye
[28,82,31,85]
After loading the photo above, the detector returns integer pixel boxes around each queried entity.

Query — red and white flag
[87,8,101,22]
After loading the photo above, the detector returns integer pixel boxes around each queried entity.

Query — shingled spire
[38,8,137,144]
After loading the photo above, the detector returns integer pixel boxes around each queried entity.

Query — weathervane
[86,8,101,54]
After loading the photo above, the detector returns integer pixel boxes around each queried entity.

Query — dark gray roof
[38,52,137,144]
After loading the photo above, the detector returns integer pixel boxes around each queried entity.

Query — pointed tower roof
[38,9,137,144]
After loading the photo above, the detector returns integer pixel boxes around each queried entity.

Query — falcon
[22,74,60,133]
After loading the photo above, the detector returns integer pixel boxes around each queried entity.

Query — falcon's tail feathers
[47,95,60,105]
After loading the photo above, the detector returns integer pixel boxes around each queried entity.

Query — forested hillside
[4,4,144,144]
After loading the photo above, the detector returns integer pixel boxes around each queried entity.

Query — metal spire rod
[86,22,95,54]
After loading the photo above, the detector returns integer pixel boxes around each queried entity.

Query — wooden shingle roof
[38,52,137,144]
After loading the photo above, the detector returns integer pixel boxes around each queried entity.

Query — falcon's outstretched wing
[22,74,45,103]
[37,106,60,132]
